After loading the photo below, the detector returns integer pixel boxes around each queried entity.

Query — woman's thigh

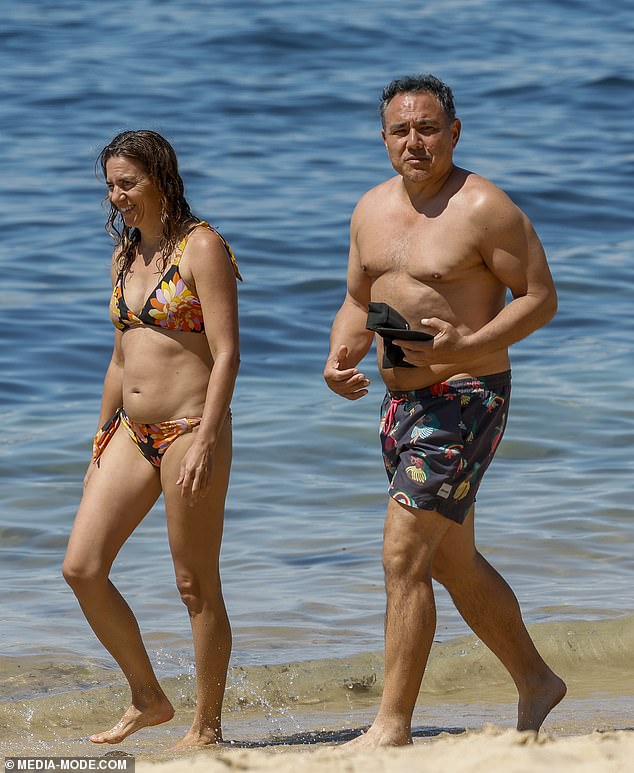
[160,419,232,574]
[65,425,162,576]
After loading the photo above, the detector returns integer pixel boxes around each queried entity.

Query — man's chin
[401,169,431,183]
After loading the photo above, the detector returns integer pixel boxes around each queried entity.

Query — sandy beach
[134,728,634,773]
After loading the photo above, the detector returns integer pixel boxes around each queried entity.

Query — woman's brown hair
[98,130,198,274]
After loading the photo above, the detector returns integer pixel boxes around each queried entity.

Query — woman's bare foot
[90,697,175,744]
[342,720,412,748]
[517,672,567,732]
[171,725,223,750]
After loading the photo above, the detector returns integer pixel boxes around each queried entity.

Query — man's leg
[347,497,452,747]
[432,507,566,731]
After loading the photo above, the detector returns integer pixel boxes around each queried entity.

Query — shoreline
[2,614,632,762]
[131,728,634,773]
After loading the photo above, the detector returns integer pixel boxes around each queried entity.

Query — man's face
[382,92,460,184]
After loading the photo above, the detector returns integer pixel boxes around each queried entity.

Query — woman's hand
[176,440,215,504]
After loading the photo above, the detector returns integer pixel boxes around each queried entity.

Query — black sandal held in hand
[366,302,433,369]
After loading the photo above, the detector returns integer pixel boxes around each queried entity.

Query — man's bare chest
[359,218,482,283]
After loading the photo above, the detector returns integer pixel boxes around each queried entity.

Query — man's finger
[327,366,359,381]
[345,388,369,400]
[394,339,433,351]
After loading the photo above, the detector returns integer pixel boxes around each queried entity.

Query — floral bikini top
[109,222,241,333]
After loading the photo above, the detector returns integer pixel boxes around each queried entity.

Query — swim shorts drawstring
[383,395,406,435]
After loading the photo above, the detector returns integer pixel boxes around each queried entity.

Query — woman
[62,130,241,748]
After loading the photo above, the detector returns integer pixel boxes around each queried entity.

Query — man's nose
[406,128,424,147]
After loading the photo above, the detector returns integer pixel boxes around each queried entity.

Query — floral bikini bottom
[92,408,201,468]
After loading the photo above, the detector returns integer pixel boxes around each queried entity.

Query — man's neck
[400,164,457,205]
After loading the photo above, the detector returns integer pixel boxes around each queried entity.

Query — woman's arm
[95,330,125,429]
[176,229,240,500]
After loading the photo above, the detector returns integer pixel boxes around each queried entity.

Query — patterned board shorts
[380,371,511,524]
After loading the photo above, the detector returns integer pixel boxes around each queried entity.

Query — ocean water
[1,0,633,755]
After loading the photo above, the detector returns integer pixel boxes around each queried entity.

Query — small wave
[1,613,632,745]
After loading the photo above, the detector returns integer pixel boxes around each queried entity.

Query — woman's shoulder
[183,221,228,253]
[182,221,241,280]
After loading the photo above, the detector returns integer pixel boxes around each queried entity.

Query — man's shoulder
[455,170,534,246]
[361,175,399,201]
[353,176,399,217]
[458,168,509,204]
[457,169,524,224]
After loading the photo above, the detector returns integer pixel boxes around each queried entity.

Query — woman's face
[105,155,163,231]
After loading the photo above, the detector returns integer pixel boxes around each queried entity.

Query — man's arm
[324,206,374,400]
[398,190,557,365]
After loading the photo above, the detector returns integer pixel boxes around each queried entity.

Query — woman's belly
[120,327,213,423]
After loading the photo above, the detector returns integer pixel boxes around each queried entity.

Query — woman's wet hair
[98,130,198,273]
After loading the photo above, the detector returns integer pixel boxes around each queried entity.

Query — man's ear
[451,119,461,148]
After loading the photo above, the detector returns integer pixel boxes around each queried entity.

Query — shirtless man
[324,75,566,747]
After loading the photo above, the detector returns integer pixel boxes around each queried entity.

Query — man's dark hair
[380,75,456,127]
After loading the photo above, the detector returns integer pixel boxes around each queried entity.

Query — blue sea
[0,0,632,758]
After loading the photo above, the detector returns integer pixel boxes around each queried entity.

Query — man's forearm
[464,289,557,358]
[328,298,374,367]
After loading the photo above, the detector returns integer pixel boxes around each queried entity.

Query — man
[324,74,566,747]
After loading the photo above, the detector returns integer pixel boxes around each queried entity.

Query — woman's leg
[160,417,233,747]
[62,425,173,743]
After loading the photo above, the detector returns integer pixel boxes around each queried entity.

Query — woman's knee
[62,556,107,589]
[175,571,220,615]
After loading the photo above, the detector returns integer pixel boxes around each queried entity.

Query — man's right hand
[324,344,370,400]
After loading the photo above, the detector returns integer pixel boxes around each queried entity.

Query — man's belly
[378,348,511,391]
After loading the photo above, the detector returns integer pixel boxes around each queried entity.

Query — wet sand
[134,726,634,773]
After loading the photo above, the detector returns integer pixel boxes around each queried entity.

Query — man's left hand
[394,317,471,366]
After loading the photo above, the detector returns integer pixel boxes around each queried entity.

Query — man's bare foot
[342,721,412,748]
[517,672,567,732]
[171,726,223,750]
[90,697,175,744]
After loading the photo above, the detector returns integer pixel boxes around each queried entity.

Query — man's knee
[383,505,450,585]
[382,538,433,586]
[432,549,479,590]
[431,558,452,588]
